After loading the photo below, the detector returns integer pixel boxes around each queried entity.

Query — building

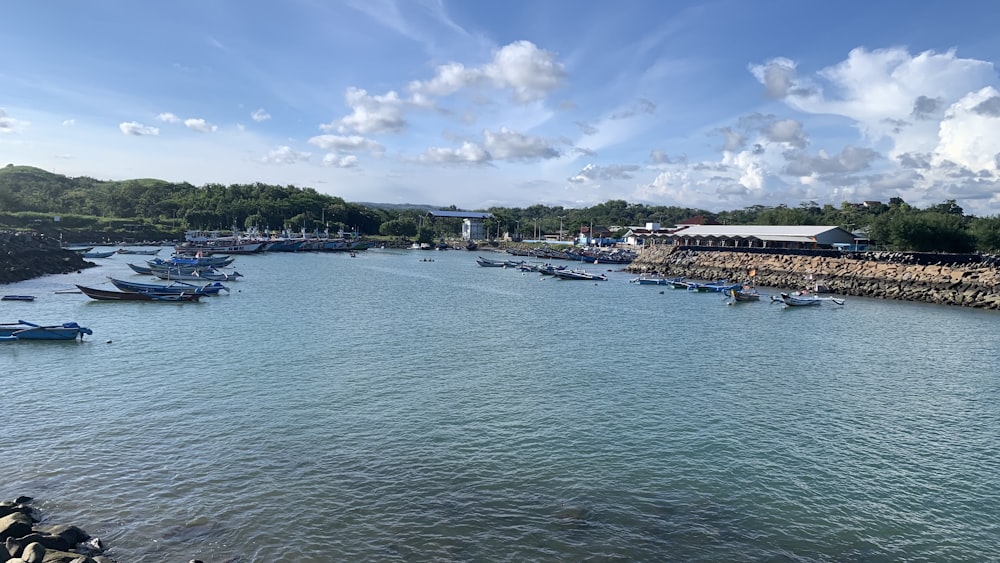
[644,225,857,249]
[620,222,677,246]
[426,210,493,241]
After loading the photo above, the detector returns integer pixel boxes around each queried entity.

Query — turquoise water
[2,248,999,562]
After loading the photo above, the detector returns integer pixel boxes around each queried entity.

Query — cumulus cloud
[119,121,159,136]
[408,40,565,103]
[936,86,1000,172]
[971,95,1000,117]
[568,163,641,183]
[325,87,406,135]
[650,150,686,165]
[62,119,75,127]
[783,146,880,176]
[261,146,310,164]
[749,57,802,99]
[483,127,559,161]
[185,118,217,133]
[308,134,384,154]
[420,141,492,165]
[765,119,808,148]
[157,112,180,123]
[251,108,271,122]
[0,109,29,133]
[323,154,359,168]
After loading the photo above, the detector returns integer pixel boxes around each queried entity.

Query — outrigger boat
[0,320,92,341]
[76,285,202,302]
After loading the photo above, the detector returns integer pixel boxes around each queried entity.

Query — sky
[5,1,1000,215]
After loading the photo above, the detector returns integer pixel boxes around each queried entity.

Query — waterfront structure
[426,210,493,241]
[628,224,858,249]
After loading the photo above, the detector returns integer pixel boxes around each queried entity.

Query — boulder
[0,513,33,541]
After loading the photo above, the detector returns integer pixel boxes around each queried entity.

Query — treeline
[2,164,1000,252]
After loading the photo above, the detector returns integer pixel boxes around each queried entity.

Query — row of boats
[630,275,845,306]
[476,256,609,280]
[74,253,243,302]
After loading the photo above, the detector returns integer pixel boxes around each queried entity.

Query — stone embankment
[0,497,112,562]
[0,232,93,284]
[627,246,1000,309]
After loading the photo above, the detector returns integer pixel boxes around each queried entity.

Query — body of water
[1,248,998,562]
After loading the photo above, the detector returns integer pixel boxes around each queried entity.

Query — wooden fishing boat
[728,286,761,303]
[76,285,202,302]
[116,248,161,255]
[82,250,116,259]
[0,320,92,340]
[550,269,608,281]
[771,291,845,307]
[108,278,229,295]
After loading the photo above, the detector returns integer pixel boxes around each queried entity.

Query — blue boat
[0,320,93,341]
[108,278,229,295]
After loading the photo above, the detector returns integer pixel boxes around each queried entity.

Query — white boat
[772,291,844,307]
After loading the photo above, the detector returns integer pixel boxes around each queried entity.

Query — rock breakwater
[628,246,1000,309]
[0,232,93,284]
[0,497,112,562]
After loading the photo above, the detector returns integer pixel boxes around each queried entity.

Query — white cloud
[261,146,310,164]
[323,154,359,168]
[484,40,565,103]
[420,141,491,165]
[308,134,384,154]
[157,112,181,123]
[185,118,218,133]
[765,119,807,148]
[0,109,29,133]
[408,40,565,104]
[326,87,406,135]
[119,121,159,136]
[251,108,271,122]
[568,163,641,183]
[483,127,559,161]
[62,119,75,127]
[935,86,1000,173]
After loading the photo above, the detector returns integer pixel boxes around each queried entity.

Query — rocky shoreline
[0,497,112,562]
[627,245,1000,309]
[0,233,94,285]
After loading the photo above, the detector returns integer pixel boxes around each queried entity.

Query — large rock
[0,513,33,541]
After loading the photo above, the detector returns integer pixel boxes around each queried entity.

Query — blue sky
[5,0,1000,215]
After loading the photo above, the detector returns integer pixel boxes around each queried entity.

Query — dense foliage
[2,164,999,252]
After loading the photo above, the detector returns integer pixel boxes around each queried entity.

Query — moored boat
[76,285,202,302]
[0,320,92,340]
[728,285,761,303]
[550,269,608,281]
[108,278,229,295]
[82,250,116,259]
[771,291,845,307]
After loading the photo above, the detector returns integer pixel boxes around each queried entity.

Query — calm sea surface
[1,248,998,562]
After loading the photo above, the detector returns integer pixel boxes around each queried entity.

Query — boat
[117,248,161,255]
[76,285,202,302]
[630,276,684,286]
[687,280,740,293]
[63,245,94,253]
[771,291,845,307]
[728,285,761,303]
[150,269,242,282]
[0,320,92,340]
[550,269,608,281]
[476,256,525,268]
[1,295,36,301]
[108,278,229,295]
[82,250,116,259]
